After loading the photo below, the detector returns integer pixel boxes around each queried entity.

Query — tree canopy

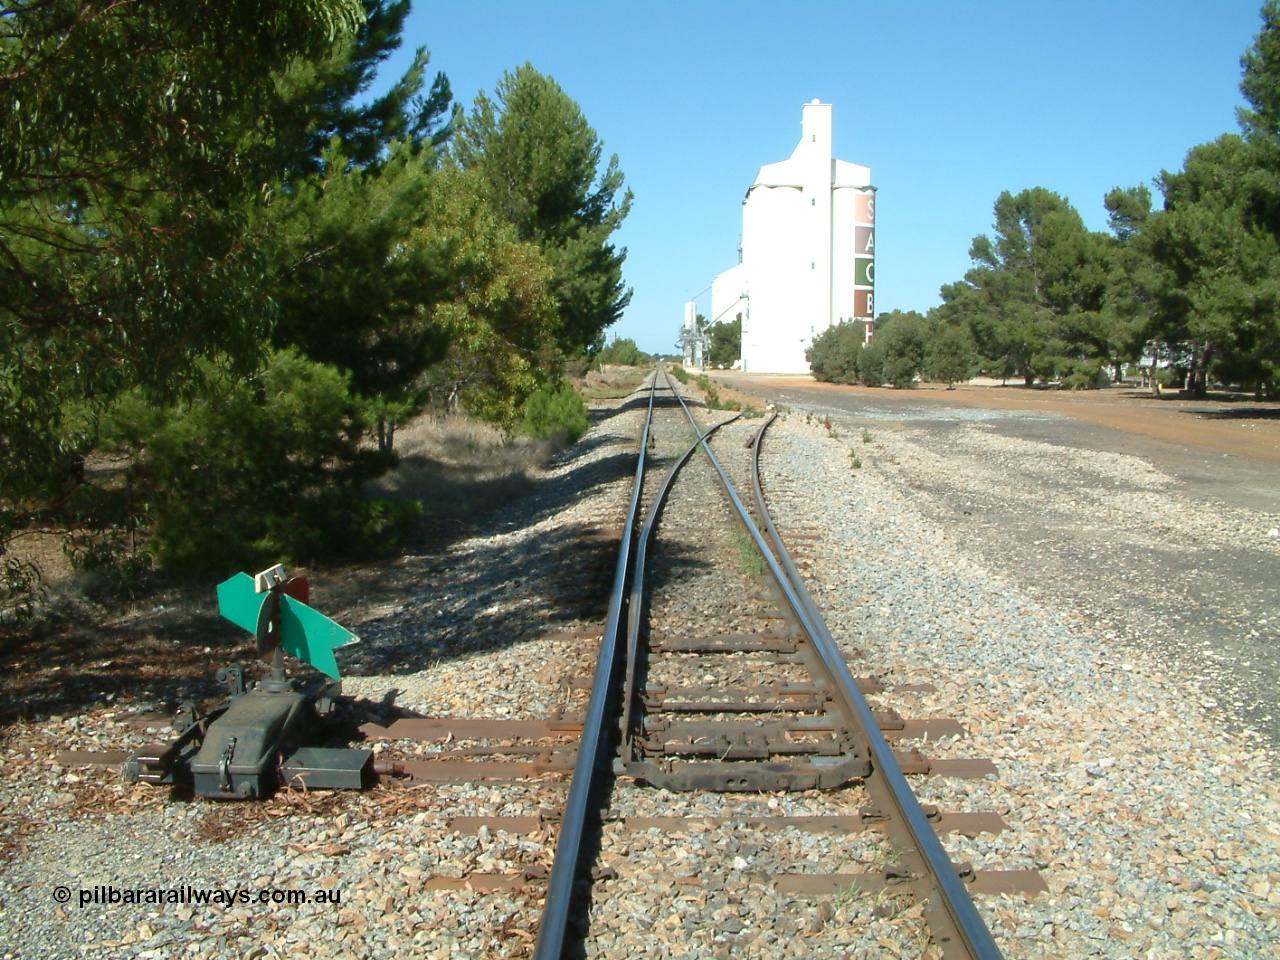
[451,64,633,357]
[934,188,1116,387]
[299,0,458,168]
[1127,1,1280,396]
[0,0,366,385]
[595,337,650,367]
[930,2,1280,398]
[0,2,632,617]
[707,316,742,369]
[806,311,968,389]
[1,0,366,604]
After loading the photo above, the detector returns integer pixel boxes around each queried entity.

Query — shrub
[1059,358,1107,390]
[708,316,742,368]
[875,312,930,388]
[923,323,980,388]
[856,335,885,385]
[522,378,590,442]
[693,374,739,410]
[669,364,690,384]
[595,337,649,367]
[1,553,45,628]
[99,349,416,576]
[807,321,866,383]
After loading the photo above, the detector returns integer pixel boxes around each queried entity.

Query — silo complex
[711,101,875,374]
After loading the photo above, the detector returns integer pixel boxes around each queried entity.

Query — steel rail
[670,377,1005,960]
[532,372,659,960]
[747,413,827,633]
[620,410,741,749]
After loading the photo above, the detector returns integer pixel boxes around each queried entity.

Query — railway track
[25,365,1280,960]
[529,370,1041,959]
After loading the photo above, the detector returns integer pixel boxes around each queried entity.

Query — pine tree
[0,0,364,613]
[452,64,633,357]
[938,188,1111,386]
[299,0,458,169]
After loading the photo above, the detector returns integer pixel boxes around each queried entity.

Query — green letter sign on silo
[854,257,875,287]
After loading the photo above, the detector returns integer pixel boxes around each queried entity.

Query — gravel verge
[759,409,1280,959]
[0,396,646,960]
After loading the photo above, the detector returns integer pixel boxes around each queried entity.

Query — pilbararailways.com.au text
[58,885,341,908]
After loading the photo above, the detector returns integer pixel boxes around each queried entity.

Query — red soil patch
[724,375,1280,467]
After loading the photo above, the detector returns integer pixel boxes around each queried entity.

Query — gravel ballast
[2,384,1278,959]
[756,407,1280,959]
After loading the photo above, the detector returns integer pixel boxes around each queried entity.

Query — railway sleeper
[641,713,967,742]
[624,755,872,791]
[643,678,887,698]
[651,632,797,654]
[770,867,1049,899]
[447,810,1007,838]
[644,696,830,713]
[644,735,847,759]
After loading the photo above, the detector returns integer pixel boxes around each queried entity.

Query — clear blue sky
[379,1,1266,355]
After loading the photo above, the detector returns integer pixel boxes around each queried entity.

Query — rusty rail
[536,369,1006,959]
[619,409,740,751]
[532,372,658,960]
[669,380,1005,960]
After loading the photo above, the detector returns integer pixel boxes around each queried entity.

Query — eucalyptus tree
[0,0,364,398]
[0,0,364,611]
[410,166,559,426]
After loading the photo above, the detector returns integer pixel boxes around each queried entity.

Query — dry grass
[0,400,627,722]
[0,413,560,717]
[365,413,561,546]
[698,372,775,413]
[578,365,649,400]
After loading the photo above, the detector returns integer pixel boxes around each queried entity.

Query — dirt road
[715,372,1280,750]
[745,376,1280,461]
[722,375,1280,513]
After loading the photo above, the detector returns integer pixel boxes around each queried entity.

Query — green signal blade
[217,573,261,634]
[216,573,359,680]
[278,594,358,680]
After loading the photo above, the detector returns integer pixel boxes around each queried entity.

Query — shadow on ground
[0,385,681,727]
[1182,405,1280,420]
[334,391,712,676]
[0,598,247,724]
